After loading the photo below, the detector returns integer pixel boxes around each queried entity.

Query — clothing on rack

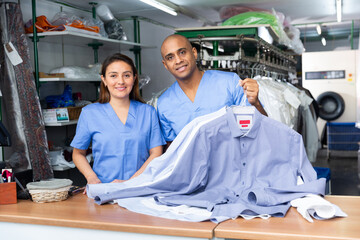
[87,106,326,223]
[256,75,320,162]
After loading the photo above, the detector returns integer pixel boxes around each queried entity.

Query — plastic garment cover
[95,4,127,40]
[147,88,168,109]
[256,76,319,162]
[0,3,53,179]
[139,74,151,90]
[221,9,304,54]
[51,11,107,38]
[50,63,101,80]
[104,19,127,40]
[283,16,305,55]
[285,83,320,162]
[256,76,296,128]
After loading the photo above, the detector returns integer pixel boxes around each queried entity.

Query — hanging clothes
[0,3,52,180]
[256,75,320,162]
[87,106,326,223]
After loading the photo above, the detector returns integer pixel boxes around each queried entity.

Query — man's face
[161,36,198,81]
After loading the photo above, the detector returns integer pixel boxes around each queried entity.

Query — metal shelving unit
[27,30,154,52]
[29,1,149,128]
[29,0,150,91]
[39,78,100,83]
[45,120,78,127]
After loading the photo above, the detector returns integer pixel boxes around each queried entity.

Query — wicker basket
[29,186,71,203]
[67,106,83,120]
[27,179,73,203]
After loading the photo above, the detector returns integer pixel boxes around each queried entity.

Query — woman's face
[101,61,135,101]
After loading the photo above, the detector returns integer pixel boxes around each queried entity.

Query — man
[157,34,267,146]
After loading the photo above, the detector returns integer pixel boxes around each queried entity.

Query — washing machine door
[317,91,345,121]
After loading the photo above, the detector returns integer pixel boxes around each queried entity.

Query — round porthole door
[316,91,345,121]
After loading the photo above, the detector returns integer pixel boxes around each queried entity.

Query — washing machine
[302,50,358,137]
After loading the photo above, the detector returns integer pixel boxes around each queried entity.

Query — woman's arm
[73,148,101,185]
[132,145,163,179]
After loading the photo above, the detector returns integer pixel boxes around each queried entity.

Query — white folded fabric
[290,194,347,222]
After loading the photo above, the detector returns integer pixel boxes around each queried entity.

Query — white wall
[139,20,175,101]
[303,37,359,52]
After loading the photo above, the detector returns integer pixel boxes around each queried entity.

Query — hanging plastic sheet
[0,3,53,180]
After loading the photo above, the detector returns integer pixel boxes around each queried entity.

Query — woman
[71,53,165,185]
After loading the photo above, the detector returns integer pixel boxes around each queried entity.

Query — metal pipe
[89,2,97,19]
[212,41,218,69]
[132,16,141,74]
[188,36,241,42]
[89,2,99,63]
[351,20,354,49]
[32,0,40,93]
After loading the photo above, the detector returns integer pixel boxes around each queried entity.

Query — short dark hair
[98,53,144,103]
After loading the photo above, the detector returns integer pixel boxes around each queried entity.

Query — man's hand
[239,78,267,116]
[239,78,260,106]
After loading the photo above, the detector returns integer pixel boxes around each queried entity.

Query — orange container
[0,182,17,204]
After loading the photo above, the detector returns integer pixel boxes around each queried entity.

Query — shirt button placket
[240,140,247,186]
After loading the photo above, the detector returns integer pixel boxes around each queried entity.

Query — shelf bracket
[87,42,103,64]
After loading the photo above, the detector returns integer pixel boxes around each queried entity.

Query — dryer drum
[316,91,345,121]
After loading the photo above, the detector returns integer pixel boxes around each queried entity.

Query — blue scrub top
[157,70,249,141]
[71,100,166,183]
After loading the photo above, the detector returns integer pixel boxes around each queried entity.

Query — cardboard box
[38,72,65,78]
[0,182,17,204]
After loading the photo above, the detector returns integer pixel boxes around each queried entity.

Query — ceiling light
[316,24,322,35]
[140,0,177,16]
[336,0,342,22]
[321,37,327,46]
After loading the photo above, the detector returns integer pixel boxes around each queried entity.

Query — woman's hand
[83,177,101,194]
[111,179,126,183]
[87,176,101,184]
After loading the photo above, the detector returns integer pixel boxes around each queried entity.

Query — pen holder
[0,182,17,204]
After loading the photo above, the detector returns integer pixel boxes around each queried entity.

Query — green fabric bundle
[222,11,281,36]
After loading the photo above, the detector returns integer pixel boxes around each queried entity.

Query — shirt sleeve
[149,107,166,149]
[157,105,177,142]
[246,131,325,207]
[70,108,91,150]
[292,133,318,182]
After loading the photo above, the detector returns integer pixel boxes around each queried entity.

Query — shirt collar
[128,100,137,119]
[226,106,263,139]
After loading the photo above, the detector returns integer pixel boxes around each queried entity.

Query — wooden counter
[0,194,216,240]
[1,194,359,240]
[214,195,360,240]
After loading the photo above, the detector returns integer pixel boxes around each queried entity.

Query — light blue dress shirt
[70,100,166,183]
[87,106,325,222]
[157,70,249,141]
